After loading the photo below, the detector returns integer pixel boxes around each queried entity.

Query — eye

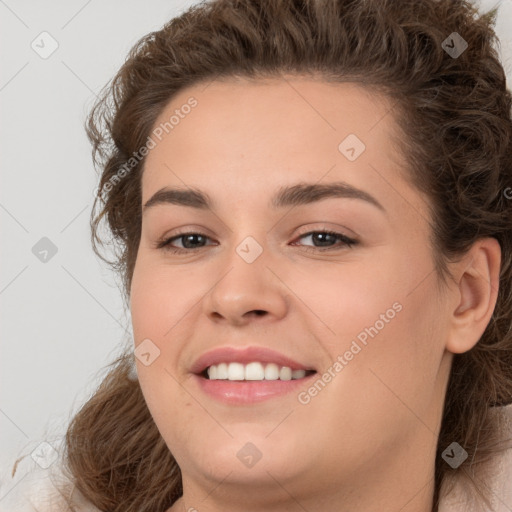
[155,229,358,254]
[292,230,358,252]
[156,231,214,253]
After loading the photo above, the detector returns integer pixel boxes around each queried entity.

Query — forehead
[140,76,417,215]
[146,76,398,158]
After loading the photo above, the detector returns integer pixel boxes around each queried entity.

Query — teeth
[227,362,245,381]
[280,366,292,381]
[264,363,279,380]
[245,362,265,380]
[206,362,309,381]
[217,362,228,379]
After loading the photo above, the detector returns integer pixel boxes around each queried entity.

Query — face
[130,77,453,504]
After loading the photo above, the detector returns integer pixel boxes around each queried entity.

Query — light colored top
[1,405,512,511]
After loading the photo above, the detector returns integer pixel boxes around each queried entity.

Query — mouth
[198,362,316,381]
[190,346,318,404]
[193,365,318,405]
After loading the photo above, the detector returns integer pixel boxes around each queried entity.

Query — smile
[204,361,316,381]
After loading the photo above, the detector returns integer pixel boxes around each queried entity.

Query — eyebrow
[143,181,385,213]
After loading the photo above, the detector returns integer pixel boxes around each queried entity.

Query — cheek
[129,258,208,428]
[293,245,445,415]
[130,256,196,341]
[283,253,407,350]
[317,274,445,438]
[289,284,446,476]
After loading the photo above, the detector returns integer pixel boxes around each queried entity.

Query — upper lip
[190,346,316,375]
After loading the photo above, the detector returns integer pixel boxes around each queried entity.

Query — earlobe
[445,237,501,354]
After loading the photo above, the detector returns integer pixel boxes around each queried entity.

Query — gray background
[0,0,511,500]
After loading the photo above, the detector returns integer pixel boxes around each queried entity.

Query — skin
[129,76,501,512]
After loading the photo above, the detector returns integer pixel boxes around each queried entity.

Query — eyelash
[155,229,359,254]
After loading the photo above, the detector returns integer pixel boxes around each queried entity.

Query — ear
[445,237,501,354]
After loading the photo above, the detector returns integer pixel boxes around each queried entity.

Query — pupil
[183,234,205,249]
[314,233,334,246]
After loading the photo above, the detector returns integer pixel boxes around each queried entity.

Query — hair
[15,0,512,510]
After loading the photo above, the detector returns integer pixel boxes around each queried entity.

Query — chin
[185,432,308,480]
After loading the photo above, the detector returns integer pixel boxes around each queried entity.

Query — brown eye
[157,232,214,253]
[156,229,358,254]
[293,230,358,251]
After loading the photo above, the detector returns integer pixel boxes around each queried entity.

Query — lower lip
[192,373,317,405]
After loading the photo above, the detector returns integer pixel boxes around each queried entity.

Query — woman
[4,0,512,510]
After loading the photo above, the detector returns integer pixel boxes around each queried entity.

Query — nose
[202,245,289,327]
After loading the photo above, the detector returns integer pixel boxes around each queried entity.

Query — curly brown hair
[18,0,512,510]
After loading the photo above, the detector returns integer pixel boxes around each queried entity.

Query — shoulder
[438,403,512,512]
[0,441,103,512]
